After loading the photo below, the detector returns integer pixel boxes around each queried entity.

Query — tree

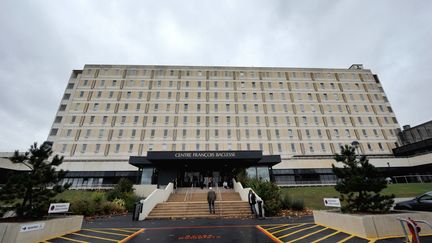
[332,144,394,213]
[0,142,70,218]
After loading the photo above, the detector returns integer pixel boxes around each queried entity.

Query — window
[377,143,383,151]
[345,129,351,138]
[334,129,339,137]
[63,94,71,100]
[118,129,123,137]
[85,129,91,138]
[98,129,104,138]
[115,144,120,153]
[67,129,72,137]
[81,144,87,153]
[131,129,136,137]
[321,143,326,152]
[93,103,99,111]
[50,128,58,136]
[291,143,296,152]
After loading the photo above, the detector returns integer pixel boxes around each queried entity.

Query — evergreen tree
[0,142,70,218]
[332,144,394,213]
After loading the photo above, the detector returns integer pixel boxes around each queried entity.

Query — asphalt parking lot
[40,215,432,243]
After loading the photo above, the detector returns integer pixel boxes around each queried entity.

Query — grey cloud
[0,0,431,150]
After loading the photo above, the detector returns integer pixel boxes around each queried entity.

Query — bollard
[132,202,143,221]
[257,200,263,219]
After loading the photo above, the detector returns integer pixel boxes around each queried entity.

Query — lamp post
[351,141,360,155]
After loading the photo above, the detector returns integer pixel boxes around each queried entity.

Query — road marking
[337,235,355,242]
[265,224,289,231]
[278,225,319,240]
[255,226,283,243]
[111,228,138,233]
[58,236,89,243]
[71,232,118,242]
[270,223,305,234]
[311,230,341,243]
[119,229,145,243]
[82,228,129,236]
[286,227,329,242]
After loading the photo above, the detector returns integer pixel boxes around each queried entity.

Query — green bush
[280,194,292,210]
[291,199,305,211]
[70,199,95,216]
[112,198,125,208]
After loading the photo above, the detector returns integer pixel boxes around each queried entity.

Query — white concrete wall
[0,216,83,243]
[138,183,173,220]
[133,184,157,198]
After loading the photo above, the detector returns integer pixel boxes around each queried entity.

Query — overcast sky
[0,0,431,151]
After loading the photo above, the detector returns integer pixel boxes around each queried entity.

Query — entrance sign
[323,198,341,207]
[147,150,263,161]
[174,152,236,158]
[48,203,70,213]
[20,223,45,232]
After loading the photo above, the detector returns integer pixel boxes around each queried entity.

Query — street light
[351,141,360,155]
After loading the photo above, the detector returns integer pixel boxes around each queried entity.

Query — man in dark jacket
[248,190,257,217]
[207,187,217,214]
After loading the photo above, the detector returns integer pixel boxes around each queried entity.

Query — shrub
[291,199,305,211]
[112,198,125,208]
[280,194,292,210]
[102,201,126,215]
[70,199,95,216]
[91,191,106,204]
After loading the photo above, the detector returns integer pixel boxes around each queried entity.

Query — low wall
[133,184,157,198]
[232,179,265,217]
[139,183,173,220]
[314,210,432,238]
[0,215,83,243]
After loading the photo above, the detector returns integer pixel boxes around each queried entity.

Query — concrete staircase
[147,188,253,219]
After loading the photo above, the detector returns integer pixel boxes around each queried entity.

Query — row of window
[70,90,386,103]
[54,114,398,128]
[57,141,390,155]
[65,102,392,116]
[52,127,396,142]
[82,68,374,82]
[72,78,380,91]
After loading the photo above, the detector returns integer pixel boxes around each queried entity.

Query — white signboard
[20,223,45,232]
[323,198,341,208]
[48,203,70,213]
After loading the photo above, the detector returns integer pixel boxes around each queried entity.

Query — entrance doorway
[178,169,233,188]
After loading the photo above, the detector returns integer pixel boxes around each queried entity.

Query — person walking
[248,190,257,217]
[207,187,217,214]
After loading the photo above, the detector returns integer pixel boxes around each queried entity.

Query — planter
[313,210,432,238]
[0,215,83,243]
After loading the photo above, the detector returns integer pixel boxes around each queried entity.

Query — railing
[392,175,432,184]
[67,184,116,190]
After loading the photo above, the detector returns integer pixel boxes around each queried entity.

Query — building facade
[46,64,402,187]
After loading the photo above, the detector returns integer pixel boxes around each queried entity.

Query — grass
[281,183,432,210]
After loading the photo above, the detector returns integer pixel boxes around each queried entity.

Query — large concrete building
[44,64,404,188]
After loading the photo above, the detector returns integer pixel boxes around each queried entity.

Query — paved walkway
[40,214,432,243]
